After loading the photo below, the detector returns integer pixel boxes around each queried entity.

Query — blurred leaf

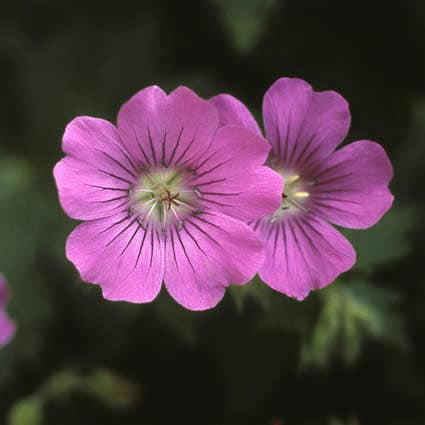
[43,368,140,408]
[85,368,141,408]
[397,99,425,184]
[230,276,274,311]
[301,280,406,368]
[7,396,44,425]
[0,156,32,197]
[256,290,316,334]
[44,370,80,398]
[211,0,279,53]
[344,206,416,272]
[0,154,53,379]
[151,291,201,344]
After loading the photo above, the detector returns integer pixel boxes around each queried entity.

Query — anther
[192,207,204,216]
[293,191,309,198]
[193,186,202,198]
[136,217,146,230]
[286,174,300,185]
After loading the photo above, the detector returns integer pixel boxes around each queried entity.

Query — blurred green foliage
[211,0,279,53]
[7,368,140,425]
[300,280,406,368]
[0,0,424,424]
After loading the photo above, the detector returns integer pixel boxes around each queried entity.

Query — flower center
[129,168,199,231]
[270,172,311,222]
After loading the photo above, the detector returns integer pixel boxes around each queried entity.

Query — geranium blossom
[0,274,16,348]
[210,77,394,300]
[54,86,283,310]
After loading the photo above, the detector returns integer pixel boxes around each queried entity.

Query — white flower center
[129,167,200,231]
[270,172,311,222]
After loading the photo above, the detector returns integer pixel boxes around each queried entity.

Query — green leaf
[0,155,53,379]
[229,276,274,311]
[85,368,141,408]
[7,397,44,425]
[344,206,416,272]
[211,0,279,53]
[151,290,202,344]
[397,99,425,183]
[301,280,406,368]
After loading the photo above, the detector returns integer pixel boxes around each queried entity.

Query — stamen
[130,167,198,231]
[288,198,308,213]
[142,169,156,184]
[144,200,158,221]
[136,217,146,230]
[162,201,167,231]
[193,186,203,198]
[170,204,181,221]
[293,191,309,198]
[132,189,155,194]
[286,174,300,185]
[141,197,157,206]
[174,199,198,211]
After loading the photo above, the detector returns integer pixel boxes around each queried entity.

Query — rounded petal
[118,86,218,167]
[258,215,355,300]
[209,94,262,135]
[196,166,283,222]
[164,211,264,310]
[66,213,164,303]
[117,85,168,166]
[262,77,351,171]
[54,157,131,221]
[62,116,137,181]
[0,311,16,348]
[311,141,394,229]
[190,125,280,221]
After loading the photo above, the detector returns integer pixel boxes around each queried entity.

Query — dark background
[0,1,424,424]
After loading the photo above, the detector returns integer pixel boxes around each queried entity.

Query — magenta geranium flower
[54,86,283,310]
[210,77,394,300]
[0,274,16,348]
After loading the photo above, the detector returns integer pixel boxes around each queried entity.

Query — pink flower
[54,86,283,310]
[0,274,16,348]
[210,77,394,300]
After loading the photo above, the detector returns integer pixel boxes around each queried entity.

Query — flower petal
[0,311,16,348]
[117,85,167,166]
[190,125,281,221]
[162,87,219,166]
[209,94,262,136]
[62,116,137,182]
[262,77,351,171]
[164,211,264,310]
[66,213,164,303]
[196,166,283,222]
[258,215,355,300]
[311,141,394,229]
[118,86,218,167]
[54,157,131,220]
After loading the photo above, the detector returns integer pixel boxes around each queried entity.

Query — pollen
[293,191,309,198]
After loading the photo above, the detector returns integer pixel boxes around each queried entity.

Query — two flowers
[53,77,393,311]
